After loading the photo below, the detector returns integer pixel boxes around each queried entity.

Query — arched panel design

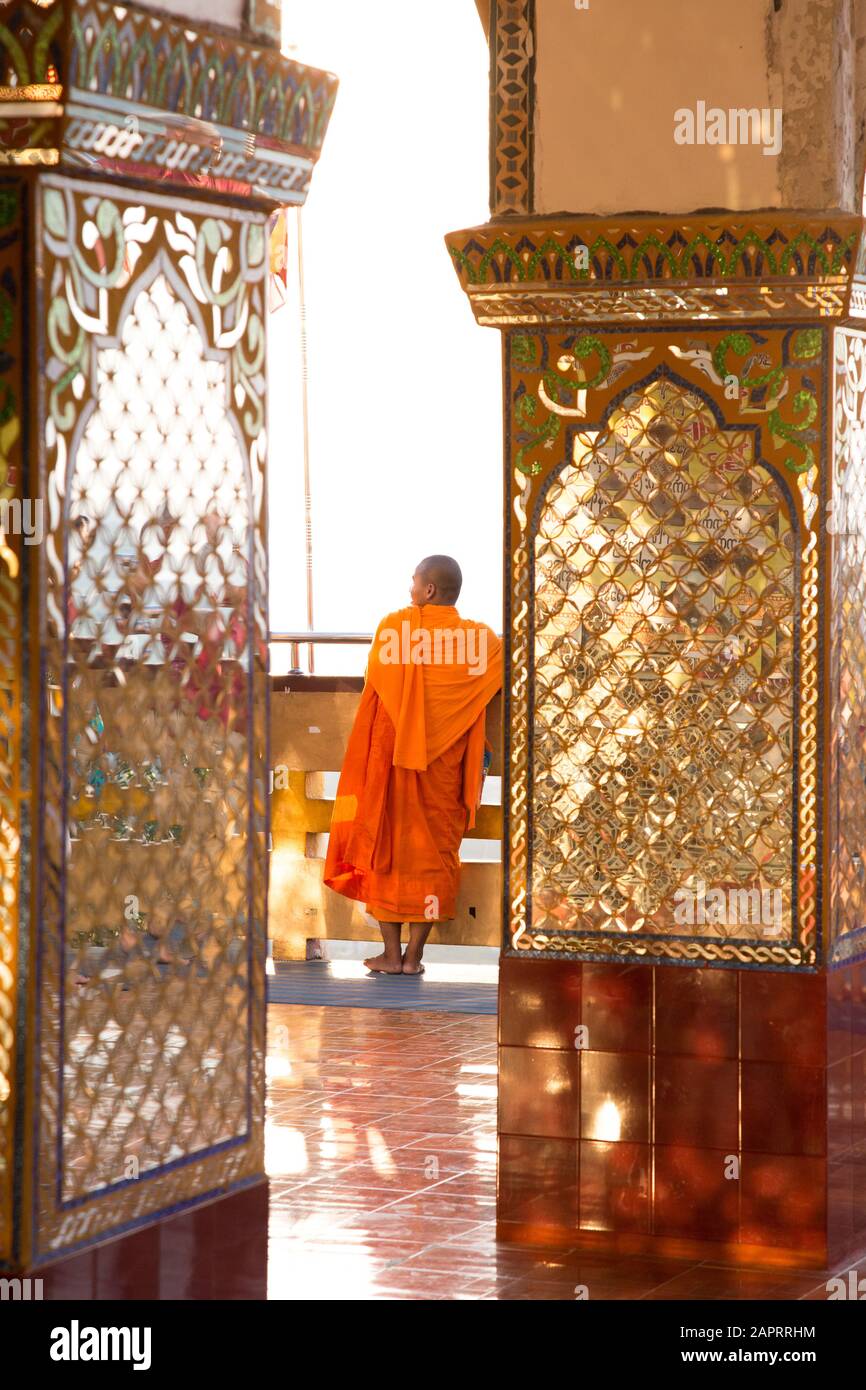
[33,175,268,1259]
[528,372,800,960]
[61,266,253,1201]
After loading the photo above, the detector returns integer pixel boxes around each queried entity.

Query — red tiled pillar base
[498,958,866,1269]
[14,1180,269,1299]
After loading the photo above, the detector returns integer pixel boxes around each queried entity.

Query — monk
[324,556,501,974]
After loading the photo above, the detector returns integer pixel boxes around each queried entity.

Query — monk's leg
[402,922,434,974]
[364,922,404,974]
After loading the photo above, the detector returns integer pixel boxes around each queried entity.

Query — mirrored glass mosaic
[831,328,866,965]
[530,374,797,948]
[0,180,23,1265]
[34,175,267,1255]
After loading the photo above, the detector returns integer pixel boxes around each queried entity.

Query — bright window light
[270,2,501,674]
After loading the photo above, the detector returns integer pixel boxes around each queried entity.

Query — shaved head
[412,554,463,606]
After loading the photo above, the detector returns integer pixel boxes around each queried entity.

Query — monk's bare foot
[402,959,425,975]
[364,954,403,974]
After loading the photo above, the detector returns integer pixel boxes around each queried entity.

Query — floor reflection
[264,1003,863,1300]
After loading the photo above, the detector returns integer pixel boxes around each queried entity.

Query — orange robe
[324,604,502,922]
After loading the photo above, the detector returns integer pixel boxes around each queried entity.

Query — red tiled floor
[266,1002,866,1300]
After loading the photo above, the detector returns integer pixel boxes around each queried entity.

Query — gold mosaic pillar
[0,0,336,1272]
[440,0,866,1273]
[447,209,866,1262]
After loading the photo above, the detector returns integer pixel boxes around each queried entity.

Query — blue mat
[267,962,497,1015]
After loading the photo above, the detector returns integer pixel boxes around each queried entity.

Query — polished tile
[41,1252,97,1301]
[499,1134,579,1227]
[580,1140,651,1233]
[260,999,864,1295]
[828,1056,853,1159]
[581,963,651,1053]
[855,1153,866,1236]
[640,1263,820,1300]
[852,963,866,1057]
[853,1049,866,1149]
[828,1158,854,1255]
[653,1144,739,1241]
[499,1044,580,1138]
[398,1132,498,1153]
[741,970,826,1066]
[655,1056,739,1149]
[41,1183,269,1300]
[655,964,738,1058]
[740,1153,826,1252]
[742,1061,826,1156]
[580,1051,649,1142]
[827,966,853,1067]
[498,955,581,1049]
[43,994,865,1300]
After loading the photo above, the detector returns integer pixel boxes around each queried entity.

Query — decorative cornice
[0,0,337,204]
[446,213,863,324]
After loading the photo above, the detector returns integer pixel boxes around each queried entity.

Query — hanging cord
[297,206,315,673]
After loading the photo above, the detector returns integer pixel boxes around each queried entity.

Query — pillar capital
[0,0,337,206]
[446,212,866,325]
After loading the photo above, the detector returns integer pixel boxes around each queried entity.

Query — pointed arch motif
[32,173,268,1261]
[530,370,799,954]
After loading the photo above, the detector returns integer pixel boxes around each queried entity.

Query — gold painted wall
[533,0,866,215]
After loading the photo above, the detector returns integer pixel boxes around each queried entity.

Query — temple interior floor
[265,1003,865,1300]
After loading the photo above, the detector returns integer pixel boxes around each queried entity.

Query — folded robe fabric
[323,604,502,922]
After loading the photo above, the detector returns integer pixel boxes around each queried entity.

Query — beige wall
[135,0,245,28]
[534,0,866,214]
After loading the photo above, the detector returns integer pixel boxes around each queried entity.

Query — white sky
[268,0,502,673]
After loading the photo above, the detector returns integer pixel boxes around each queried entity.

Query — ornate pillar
[0,0,335,1280]
[448,0,866,1268]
